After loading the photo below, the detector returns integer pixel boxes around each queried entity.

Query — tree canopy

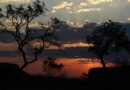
[86,20,130,68]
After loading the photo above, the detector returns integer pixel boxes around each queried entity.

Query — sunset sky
[0,0,129,78]
[0,0,130,24]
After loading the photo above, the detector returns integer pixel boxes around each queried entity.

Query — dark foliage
[0,0,47,69]
[43,58,64,77]
[86,20,130,68]
[0,1,62,70]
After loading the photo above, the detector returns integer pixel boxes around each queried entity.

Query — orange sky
[0,42,93,51]
[0,56,116,78]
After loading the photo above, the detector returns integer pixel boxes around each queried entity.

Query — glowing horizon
[0,56,116,78]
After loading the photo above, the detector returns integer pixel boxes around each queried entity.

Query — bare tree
[86,20,130,68]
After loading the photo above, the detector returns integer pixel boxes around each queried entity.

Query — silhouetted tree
[43,57,64,77]
[0,8,4,26]
[2,0,47,69]
[86,20,130,68]
[0,1,62,70]
[30,18,62,66]
[39,18,62,49]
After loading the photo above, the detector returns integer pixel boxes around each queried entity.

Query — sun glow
[42,42,93,50]
[24,57,116,78]
[63,42,93,48]
[0,56,116,78]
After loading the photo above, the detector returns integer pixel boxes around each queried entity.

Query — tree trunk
[19,48,28,70]
[100,57,106,68]
[20,49,27,64]
[20,50,39,70]
[20,58,38,70]
[20,63,28,70]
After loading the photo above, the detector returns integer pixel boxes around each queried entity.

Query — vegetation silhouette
[0,0,62,70]
[0,1,130,89]
[86,20,130,68]
[43,57,64,77]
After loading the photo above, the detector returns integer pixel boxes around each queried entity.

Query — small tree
[30,17,62,65]
[43,58,64,77]
[86,20,130,68]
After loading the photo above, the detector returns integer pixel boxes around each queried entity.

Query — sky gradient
[0,0,130,24]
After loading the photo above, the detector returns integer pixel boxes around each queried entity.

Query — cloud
[51,10,56,13]
[52,1,73,10]
[75,0,112,13]
[51,1,73,13]
[0,0,30,3]
[65,7,72,11]
[87,0,113,5]
[68,11,73,14]
[0,42,17,51]
[77,8,101,13]
[77,0,113,8]
[78,2,88,8]
[51,0,112,14]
